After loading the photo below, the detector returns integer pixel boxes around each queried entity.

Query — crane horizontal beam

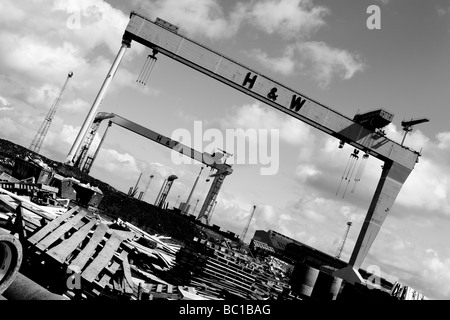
[105,113,232,175]
[123,12,420,170]
[401,118,430,128]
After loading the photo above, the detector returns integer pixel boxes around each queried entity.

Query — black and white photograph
[0,0,448,310]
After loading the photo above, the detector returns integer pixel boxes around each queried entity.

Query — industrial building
[250,229,394,292]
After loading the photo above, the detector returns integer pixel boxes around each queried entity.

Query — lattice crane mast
[335,221,352,259]
[240,205,257,243]
[30,71,73,153]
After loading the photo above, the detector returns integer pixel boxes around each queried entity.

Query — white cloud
[51,0,129,54]
[437,6,448,17]
[0,0,158,161]
[140,0,244,39]
[0,34,84,82]
[26,84,60,107]
[437,132,450,149]
[367,231,450,299]
[381,125,450,215]
[0,117,20,137]
[96,148,140,175]
[139,0,330,41]
[221,102,313,146]
[138,0,361,87]
[295,164,320,183]
[397,157,450,214]
[61,98,90,113]
[296,41,365,88]
[249,48,296,76]
[0,95,11,107]
[246,0,329,39]
[249,41,365,87]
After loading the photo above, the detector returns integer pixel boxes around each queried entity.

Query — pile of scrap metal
[3,155,103,211]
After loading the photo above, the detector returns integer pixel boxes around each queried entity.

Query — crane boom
[123,12,419,170]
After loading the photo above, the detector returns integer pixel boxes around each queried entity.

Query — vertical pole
[154,179,167,206]
[65,41,130,165]
[182,167,203,215]
[133,173,143,195]
[141,175,154,201]
[192,199,200,215]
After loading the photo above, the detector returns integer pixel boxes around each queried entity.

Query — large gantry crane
[73,112,233,225]
[65,12,422,285]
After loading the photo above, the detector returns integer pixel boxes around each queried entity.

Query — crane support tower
[30,71,73,153]
[73,112,233,225]
[155,174,178,208]
[68,11,424,285]
[335,221,352,259]
[240,205,257,242]
[139,175,154,201]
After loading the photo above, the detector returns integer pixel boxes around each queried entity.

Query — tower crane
[128,172,143,198]
[335,221,352,259]
[30,71,73,153]
[66,12,426,285]
[240,205,257,243]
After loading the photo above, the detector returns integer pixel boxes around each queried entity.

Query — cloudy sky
[1,0,449,299]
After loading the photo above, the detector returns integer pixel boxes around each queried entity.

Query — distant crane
[138,174,154,201]
[128,172,143,198]
[335,221,352,259]
[240,205,257,242]
[401,117,430,146]
[155,174,178,208]
[30,71,73,153]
